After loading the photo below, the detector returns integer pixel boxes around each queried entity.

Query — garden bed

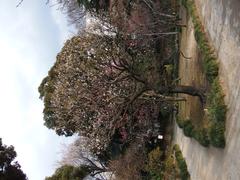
[176,0,227,148]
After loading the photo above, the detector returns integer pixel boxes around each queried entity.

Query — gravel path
[174,0,240,179]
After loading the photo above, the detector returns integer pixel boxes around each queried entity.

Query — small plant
[176,117,185,128]
[173,144,190,180]
[203,57,219,83]
[193,128,210,147]
[145,147,163,179]
[207,80,226,148]
[209,122,225,148]
[164,154,175,173]
[176,116,211,147]
[182,120,195,137]
[207,80,227,123]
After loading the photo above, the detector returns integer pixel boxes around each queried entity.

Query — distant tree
[109,141,147,180]
[0,138,27,180]
[45,165,91,180]
[58,137,111,179]
[77,0,110,12]
[54,0,86,30]
[53,0,109,32]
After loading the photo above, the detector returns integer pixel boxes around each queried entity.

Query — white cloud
[0,1,76,180]
[50,3,77,45]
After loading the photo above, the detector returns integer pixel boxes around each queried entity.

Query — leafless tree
[59,137,112,179]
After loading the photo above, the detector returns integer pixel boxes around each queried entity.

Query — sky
[0,1,78,179]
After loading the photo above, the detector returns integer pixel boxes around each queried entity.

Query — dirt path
[174,0,240,179]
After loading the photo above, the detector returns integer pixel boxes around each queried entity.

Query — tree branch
[16,0,23,8]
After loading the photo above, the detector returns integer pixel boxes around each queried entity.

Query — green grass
[207,81,226,148]
[173,144,190,180]
[209,122,225,148]
[182,0,219,83]
[145,145,190,179]
[207,80,227,123]
[177,0,227,148]
[193,128,210,147]
[176,117,210,147]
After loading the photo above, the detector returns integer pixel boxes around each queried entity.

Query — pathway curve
[174,0,240,179]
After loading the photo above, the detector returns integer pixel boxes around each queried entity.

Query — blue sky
[0,1,77,179]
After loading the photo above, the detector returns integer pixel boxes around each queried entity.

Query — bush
[176,117,185,128]
[209,122,225,148]
[173,145,190,180]
[207,80,227,122]
[148,173,162,180]
[204,59,219,83]
[183,120,195,137]
[207,80,226,148]
[109,143,147,180]
[193,128,210,147]
[176,117,211,147]
[164,155,175,173]
[145,147,163,179]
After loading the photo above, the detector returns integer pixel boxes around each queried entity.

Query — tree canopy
[39,0,205,156]
[38,33,162,152]
[45,165,91,180]
[77,0,109,12]
[0,138,27,180]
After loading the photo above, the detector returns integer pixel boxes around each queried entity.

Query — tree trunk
[155,85,206,104]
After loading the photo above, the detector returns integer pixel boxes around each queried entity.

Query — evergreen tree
[0,138,27,180]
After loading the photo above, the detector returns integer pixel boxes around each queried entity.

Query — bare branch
[180,51,192,60]
[16,0,23,8]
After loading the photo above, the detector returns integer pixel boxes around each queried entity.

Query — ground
[177,6,207,128]
[174,0,240,179]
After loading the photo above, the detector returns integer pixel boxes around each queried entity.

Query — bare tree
[109,141,147,180]
[49,0,86,31]
[59,137,112,179]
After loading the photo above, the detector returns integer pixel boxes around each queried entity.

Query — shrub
[193,128,210,147]
[176,117,185,128]
[148,173,162,180]
[203,59,219,83]
[209,122,225,148]
[173,145,190,180]
[176,117,211,147]
[207,80,227,123]
[183,120,195,137]
[164,155,175,172]
[109,143,147,180]
[145,147,163,179]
